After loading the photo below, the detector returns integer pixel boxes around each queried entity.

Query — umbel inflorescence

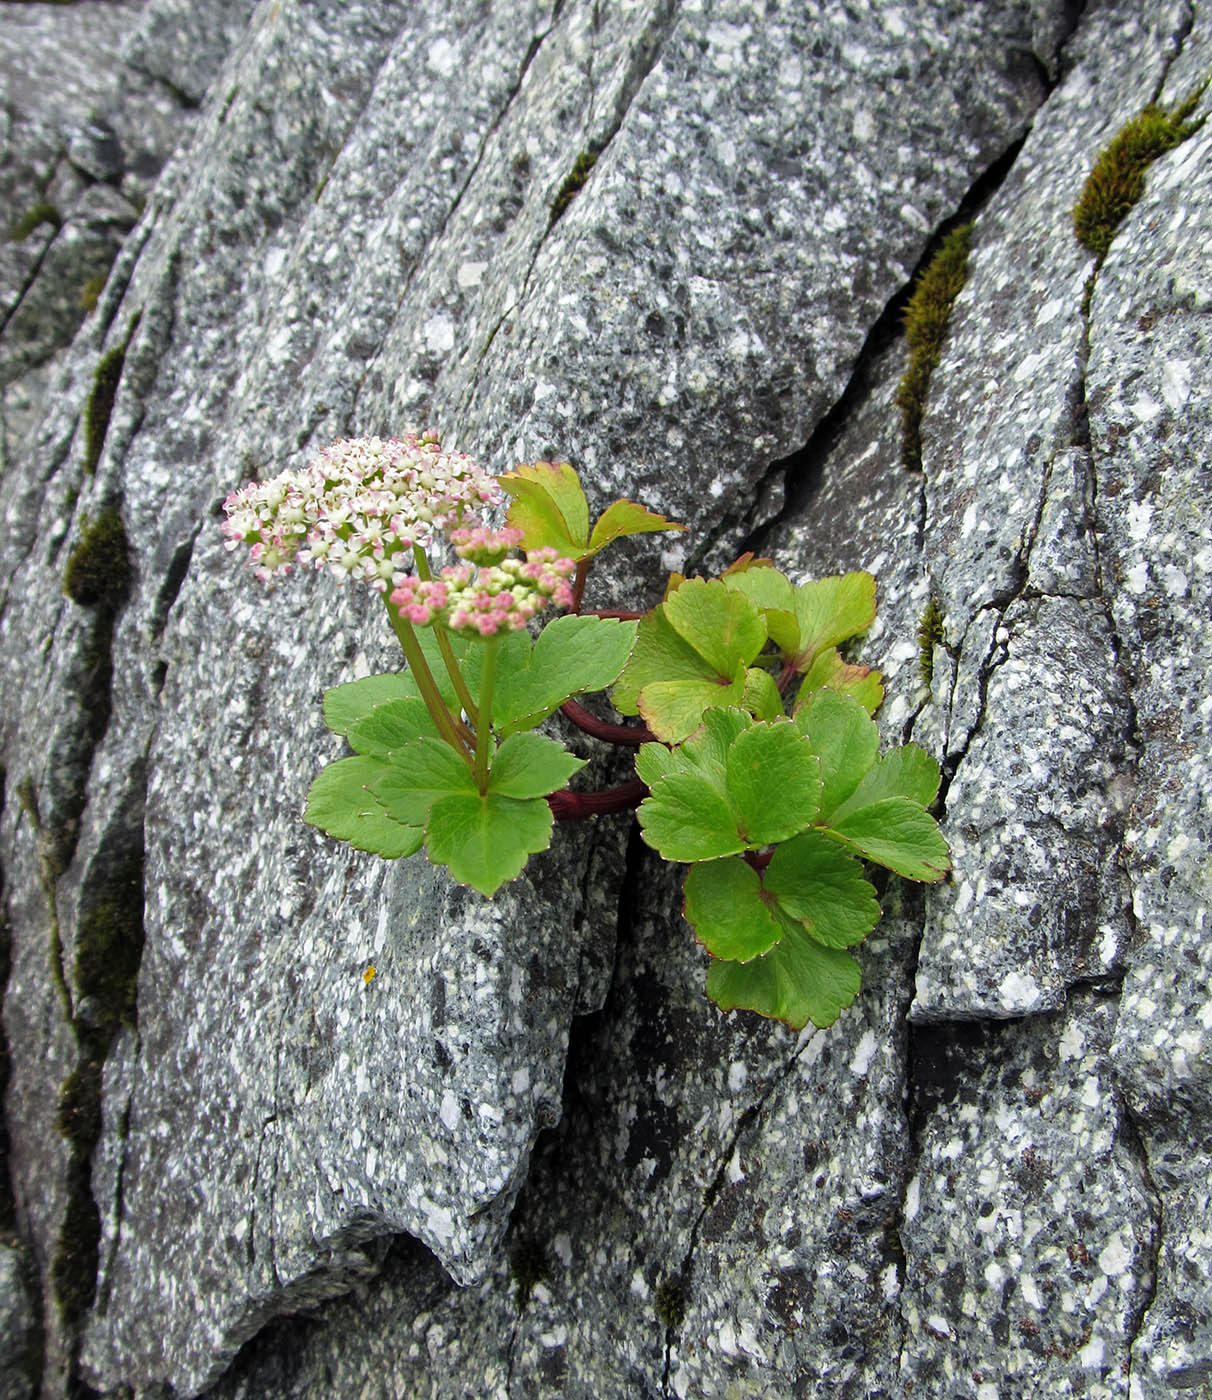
[223,431,950,1031]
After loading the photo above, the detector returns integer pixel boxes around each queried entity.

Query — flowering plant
[224,434,949,1028]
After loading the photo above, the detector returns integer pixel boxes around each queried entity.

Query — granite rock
[0,0,1209,1397]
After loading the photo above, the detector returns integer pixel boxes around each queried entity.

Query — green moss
[73,854,145,1045]
[549,144,602,227]
[509,1237,549,1309]
[7,200,60,242]
[57,1057,102,1150]
[83,344,127,475]
[655,1277,687,1330]
[78,274,106,313]
[63,510,131,609]
[895,224,972,472]
[917,596,945,685]
[1073,88,1206,260]
[50,1163,99,1328]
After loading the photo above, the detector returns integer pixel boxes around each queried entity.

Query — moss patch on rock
[1073,89,1206,260]
[549,144,603,227]
[895,224,972,472]
[63,510,131,609]
[7,201,61,243]
[83,344,127,476]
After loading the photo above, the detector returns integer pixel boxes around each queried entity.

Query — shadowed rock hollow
[0,1,1210,1396]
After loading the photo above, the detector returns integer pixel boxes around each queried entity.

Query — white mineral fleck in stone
[926,1313,952,1337]
[511,1067,529,1094]
[727,1061,747,1092]
[1081,1075,1101,1108]
[1127,500,1153,541]
[427,37,458,76]
[439,1090,460,1132]
[726,1149,744,1185]
[456,261,487,289]
[1130,393,1161,421]
[422,313,455,354]
[718,1318,738,1354]
[551,1233,571,1267]
[422,1198,455,1242]
[1162,564,1188,596]
[998,970,1041,1010]
[1098,1230,1129,1277]
[905,1175,920,1222]
[1161,358,1192,410]
[850,1030,878,1076]
[629,1269,648,1299]
[881,1263,900,1300]
[1058,1021,1085,1061]
[1020,1274,1042,1309]
[1079,1334,1106,1368]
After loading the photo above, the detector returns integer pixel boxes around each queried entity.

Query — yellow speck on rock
[363,966,376,985]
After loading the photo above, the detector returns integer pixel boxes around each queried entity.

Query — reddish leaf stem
[560,699,655,746]
[548,777,648,822]
[743,848,774,873]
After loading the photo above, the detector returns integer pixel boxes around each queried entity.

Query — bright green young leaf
[828,744,941,825]
[636,773,746,862]
[612,607,711,717]
[724,723,822,845]
[322,673,416,737]
[683,857,783,962]
[723,566,801,652]
[825,797,951,881]
[790,572,877,668]
[371,737,476,828]
[793,689,880,821]
[706,919,862,1029]
[304,756,424,859]
[662,578,767,679]
[742,666,785,720]
[473,614,638,734]
[635,740,679,788]
[424,793,554,896]
[796,647,884,715]
[345,697,440,759]
[487,732,586,798]
[499,461,590,557]
[763,832,881,948]
[638,666,749,745]
[588,498,685,551]
[675,707,753,785]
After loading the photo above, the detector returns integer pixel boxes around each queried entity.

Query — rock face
[0,0,1209,1397]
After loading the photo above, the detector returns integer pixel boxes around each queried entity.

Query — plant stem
[385,599,473,761]
[560,699,655,746]
[474,636,499,793]
[412,545,479,724]
[570,557,591,613]
[583,608,645,621]
[548,776,647,821]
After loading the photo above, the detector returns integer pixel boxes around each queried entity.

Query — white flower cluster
[221,432,501,588]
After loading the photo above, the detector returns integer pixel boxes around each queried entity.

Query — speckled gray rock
[1,0,1210,1397]
[0,1243,34,1400]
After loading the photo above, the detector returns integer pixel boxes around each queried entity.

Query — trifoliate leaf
[615,581,768,743]
[793,689,880,821]
[371,737,477,828]
[499,461,589,557]
[723,566,801,652]
[706,920,862,1029]
[636,773,746,862]
[825,797,951,881]
[662,578,767,679]
[683,857,783,962]
[796,647,884,714]
[588,498,685,551]
[424,793,554,896]
[827,744,942,824]
[675,708,753,784]
[790,572,877,668]
[476,614,638,734]
[487,732,586,799]
[763,832,881,947]
[724,722,822,845]
[345,697,441,759]
[323,674,416,737]
[304,756,424,858]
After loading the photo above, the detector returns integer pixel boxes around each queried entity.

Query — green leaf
[487,732,586,798]
[615,581,769,743]
[323,673,416,737]
[763,832,881,948]
[790,572,877,668]
[706,920,862,1029]
[588,498,685,551]
[480,614,638,734]
[345,697,440,759]
[724,722,822,845]
[499,461,589,557]
[662,578,767,679]
[825,797,951,881]
[742,665,785,720]
[636,773,746,862]
[675,708,753,785]
[828,745,942,824]
[723,566,801,652]
[425,792,554,896]
[635,740,678,788]
[683,858,783,962]
[796,647,884,714]
[371,738,477,828]
[793,689,880,821]
[304,756,423,858]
